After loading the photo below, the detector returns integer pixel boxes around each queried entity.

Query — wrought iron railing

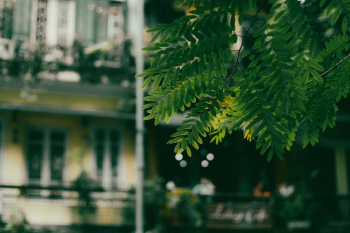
[1,186,349,232]
[0,38,133,85]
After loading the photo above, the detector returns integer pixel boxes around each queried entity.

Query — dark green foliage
[137,0,350,160]
[72,171,97,213]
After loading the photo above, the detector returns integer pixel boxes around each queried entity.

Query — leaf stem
[320,53,350,77]
[227,4,263,85]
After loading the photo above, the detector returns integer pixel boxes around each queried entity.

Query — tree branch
[320,53,350,77]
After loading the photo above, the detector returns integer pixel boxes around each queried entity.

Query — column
[46,0,58,46]
[66,0,76,46]
[30,0,38,43]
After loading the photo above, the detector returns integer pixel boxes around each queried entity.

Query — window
[92,127,122,189]
[76,0,125,46]
[107,5,125,64]
[26,127,67,186]
[46,0,76,46]
[12,0,31,42]
[0,2,13,39]
[57,1,69,45]
[11,0,75,46]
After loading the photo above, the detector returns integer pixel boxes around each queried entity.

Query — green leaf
[342,17,348,34]
[152,75,163,90]
[238,15,243,25]
[267,148,274,161]
[308,60,324,72]
[174,143,180,153]
[142,46,160,52]
[167,137,183,144]
[142,103,155,109]
[144,96,161,102]
[330,7,341,26]
[181,137,187,150]
[241,50,250,58]
[195,120,205,136]
[150,30,162,44]
[320,0,327,7]
[310,69,323,82]
[142,76,153,88]
[192,127,200,140]
[186,147,192,157]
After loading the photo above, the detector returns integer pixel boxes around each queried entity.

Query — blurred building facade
[0,0,140,230]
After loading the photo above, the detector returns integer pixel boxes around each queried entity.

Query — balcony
[0,183,135,232]
[0,38,133,85]
[0,0,131,86]
[1,184,350,233]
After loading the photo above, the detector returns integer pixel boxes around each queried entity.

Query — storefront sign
[206,202,273,229]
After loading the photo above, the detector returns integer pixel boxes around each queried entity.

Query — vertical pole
[128,0,145,232]
[0,190,3,222]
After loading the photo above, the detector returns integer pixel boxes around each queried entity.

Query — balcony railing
[0,185,350,232]
[0,183,135,232]
[0,38,133,85]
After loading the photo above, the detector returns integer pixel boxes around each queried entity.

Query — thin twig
[320,53,350,77]
[227,4,263,85]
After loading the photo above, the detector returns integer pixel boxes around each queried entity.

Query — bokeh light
[207,153,214,161]
[175,153,183,161]
[201,160,209,168]
[180,160,187,167]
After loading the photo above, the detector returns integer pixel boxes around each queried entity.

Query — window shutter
[76,0,95,46]
[12,0,32,41]
[94,0,108,43]
[0,3,13,39]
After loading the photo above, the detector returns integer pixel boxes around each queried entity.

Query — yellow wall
[2,198,128,226]
[0,110,136,185]
[0,110,137,226]
[0,89,120,111]
[0,87,139,226]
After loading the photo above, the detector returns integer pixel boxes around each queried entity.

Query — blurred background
[0,0,349,232]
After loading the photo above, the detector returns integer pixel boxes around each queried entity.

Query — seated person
[192,177,215,196]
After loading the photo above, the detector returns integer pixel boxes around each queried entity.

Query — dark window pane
[28,129,44,141]
[27,129,44,184]
[110,129,119,178]
[50,130,65,143]
[95,128,105,142]
[50,151,63,181]
[50,130,65,183]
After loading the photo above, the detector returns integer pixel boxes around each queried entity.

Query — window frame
[91,124,126,190]
[24,125,69,187]
[25,0,76,46]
